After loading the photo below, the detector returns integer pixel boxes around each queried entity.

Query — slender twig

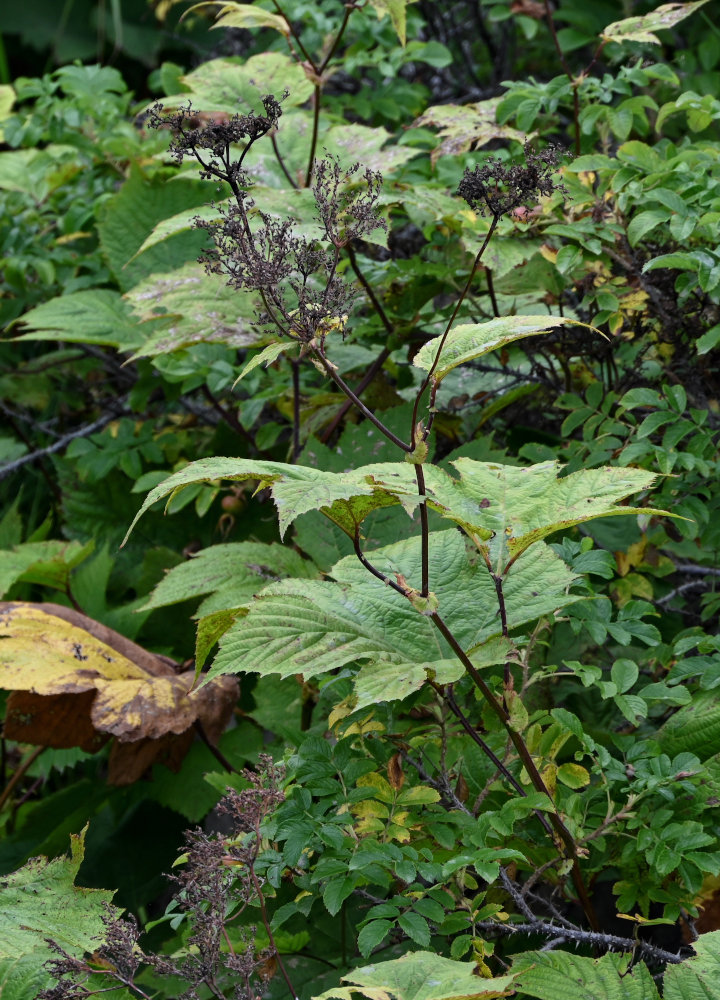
[473,918,684,966]
[485,268,500,318]
[415,465,430,595]
[352,531,407,597]
[0,407,129,480]
[0,745,44,812]
[193,720,239,775]
[248,863,299,999]
[305,85,322,187]
[200,385,257,449]
[345,243,395,337]
[271,132,298,188]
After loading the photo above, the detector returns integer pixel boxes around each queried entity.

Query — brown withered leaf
[511,0,546,20]
[0,602,238,784]
[387,752,405,791]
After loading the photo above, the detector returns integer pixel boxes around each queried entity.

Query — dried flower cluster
[147,100,385,348]
[41,757,286,1000]
[457,142,565,217]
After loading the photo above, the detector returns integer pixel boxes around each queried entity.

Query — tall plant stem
[248,862,299,1000]
[429,609,599,930]
[409,215,501,598]
[290,357,301,462]
[345,243,395,337]
[305,85,322,187]
[543,0,581,155]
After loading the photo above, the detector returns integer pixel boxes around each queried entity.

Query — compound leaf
[601,0,710,45]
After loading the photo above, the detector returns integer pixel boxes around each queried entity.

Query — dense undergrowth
[2,1,720,998]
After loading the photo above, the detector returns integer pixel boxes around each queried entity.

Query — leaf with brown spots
[0,602,238,785]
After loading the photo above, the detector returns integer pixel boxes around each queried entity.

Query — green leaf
[0,828,118,968]
[312,951,518,1000]
[367,0,409,45]
[96,165,211,293]
[601,0,711,45]
[13,290,143,349]
[627,210,671,247]
[611,658,639,693]
[664,930,720,1000]
[323,876,355,916]
[195,608,243,673]
[125,262,261,359]
[397,911,431,947]
[0,539,94,598]
[140,541,316,613]
[512,949,659,999]
[123,457,416,543]
[412,316,600,382]
[658,693,720,760]
[235,341,294,383]
[206,530,581,697]
[357,920,392,957]
[184,1,290,35]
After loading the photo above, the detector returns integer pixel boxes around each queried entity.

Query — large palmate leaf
[123,456,422,542]
[0,829,118,997]
[601,0,710,45]
[313,949,518,1000]
[126,456,663,574]
[412,316,599,382]
[163,54,314,113]
[124,261,261,359]
[205,530,581,707]
[414,98,528,165]
[13,289,144,349]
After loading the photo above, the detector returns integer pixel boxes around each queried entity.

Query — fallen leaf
[0,602,238,784]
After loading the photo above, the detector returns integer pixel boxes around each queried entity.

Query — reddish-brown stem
[305,84,321,187]
[290,357,301,462]
[319,347,391,444]
[415,464,430,596]
[313,346,411,452]
[0,745,44,812]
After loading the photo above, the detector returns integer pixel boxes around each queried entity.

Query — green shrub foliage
[2,1,720,998]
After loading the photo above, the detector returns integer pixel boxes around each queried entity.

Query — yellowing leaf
[414,99,528,166]
[601,0,710,45]
[0,603,238,785]
[185,1,290,36]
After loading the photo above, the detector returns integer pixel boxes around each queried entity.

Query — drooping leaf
[312,949,518,1000]
[511,948,659,1000]
[414,99,528,165]
[0,828,119,982]
[183,1,290,35]
[601,0,710,45]
[13,290,144,349]
[141,541,319,615]
[0,602,238,784]
[412,316,600,382]
[123,456,421,542]
[205,530,581,705]
[235,341,294,382]
[124,261,261,359]
[0,539,94,599]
